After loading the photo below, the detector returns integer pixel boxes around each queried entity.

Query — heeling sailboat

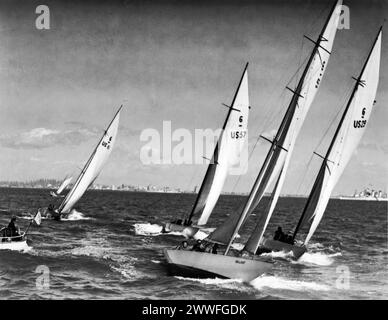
[49,106,122,220]
[162,63,250,238]
[50,176,73,198]
[286,27,382,253]
[163,2,342,282]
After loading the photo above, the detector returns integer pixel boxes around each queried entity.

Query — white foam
[174,276,254,292]
[294,252,342,266]
[62,209,92,221]
[110,264,140,280]
[151,260,161,264]
[71,245,110,259]
[250,276,330,291]
[175,276,242,285]
[134,223,163,236]
[260,250,294,259]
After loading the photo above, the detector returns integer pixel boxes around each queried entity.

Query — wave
[62,210,92,221]
[133,223,190,237]
[250,276,331,291]
[260,250,294,259]
[294,252,342,266]
[151,260,162,264]
[174,276,248,292]
[175,276,242,285]
[134,223,164,236]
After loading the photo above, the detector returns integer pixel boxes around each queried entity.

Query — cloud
[0,127,99,150]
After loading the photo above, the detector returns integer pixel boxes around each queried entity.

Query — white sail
[215,1,342,254]
[257,0,343,240]
[304,30,381,245]
[56,176,73,195]
[196,68,250,225]
[59,107,122,214]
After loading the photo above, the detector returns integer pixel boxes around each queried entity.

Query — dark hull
[259,237,307,259]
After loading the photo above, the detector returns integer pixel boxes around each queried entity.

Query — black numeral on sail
[353,120,367,128]
[231,131,246,139]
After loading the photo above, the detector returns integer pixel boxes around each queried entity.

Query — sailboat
[50,176,73,198]
[47,106,122,220]
[164,1,342,281]
[162,63,250,238]
[257,27,382,258]
[0,211,41,250]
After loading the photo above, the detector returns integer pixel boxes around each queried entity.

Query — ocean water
[0,187,387,300]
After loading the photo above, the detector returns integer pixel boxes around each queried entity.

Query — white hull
[164,249,272,282]
[339,196,388,201]
[0,240,28,251]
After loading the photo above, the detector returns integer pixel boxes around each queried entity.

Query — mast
[186,63,249,224]
[293,26,383,240]
[222,0,341,255]
[58,105,123,213]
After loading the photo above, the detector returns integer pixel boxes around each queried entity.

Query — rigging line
[248,41,311,135]
[259,51,311,136]
[229,40,313,200]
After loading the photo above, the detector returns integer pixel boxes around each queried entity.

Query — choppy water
[0,187,387,299]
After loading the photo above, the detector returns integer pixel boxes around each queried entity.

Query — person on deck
[7,216,20,237]
[46,204,61,221]
[211,244,219,254]
[274,226,284,241]
[191,239,205,252]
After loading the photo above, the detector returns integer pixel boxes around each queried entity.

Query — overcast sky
[0,0,386,196]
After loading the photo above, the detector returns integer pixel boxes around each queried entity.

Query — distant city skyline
[0,0,386,197]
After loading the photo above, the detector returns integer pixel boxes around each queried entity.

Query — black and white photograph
[0,0,386,303]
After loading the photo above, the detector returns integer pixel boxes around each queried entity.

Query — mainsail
[207,0,342,252]
[56,176,73,195]
[187,63,250,226]
[293,27,381,245]
[58,106,122,214]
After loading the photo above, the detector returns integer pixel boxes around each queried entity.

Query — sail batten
[58,106,122,214]
[188,63,250,226]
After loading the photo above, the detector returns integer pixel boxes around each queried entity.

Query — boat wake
[250,276,330,291]
[260,250,294,259]
[62,210,92,221]
[175,276,247,291]
[134,223,166,236]
[133,223,209,239]
[293,251,342,266]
